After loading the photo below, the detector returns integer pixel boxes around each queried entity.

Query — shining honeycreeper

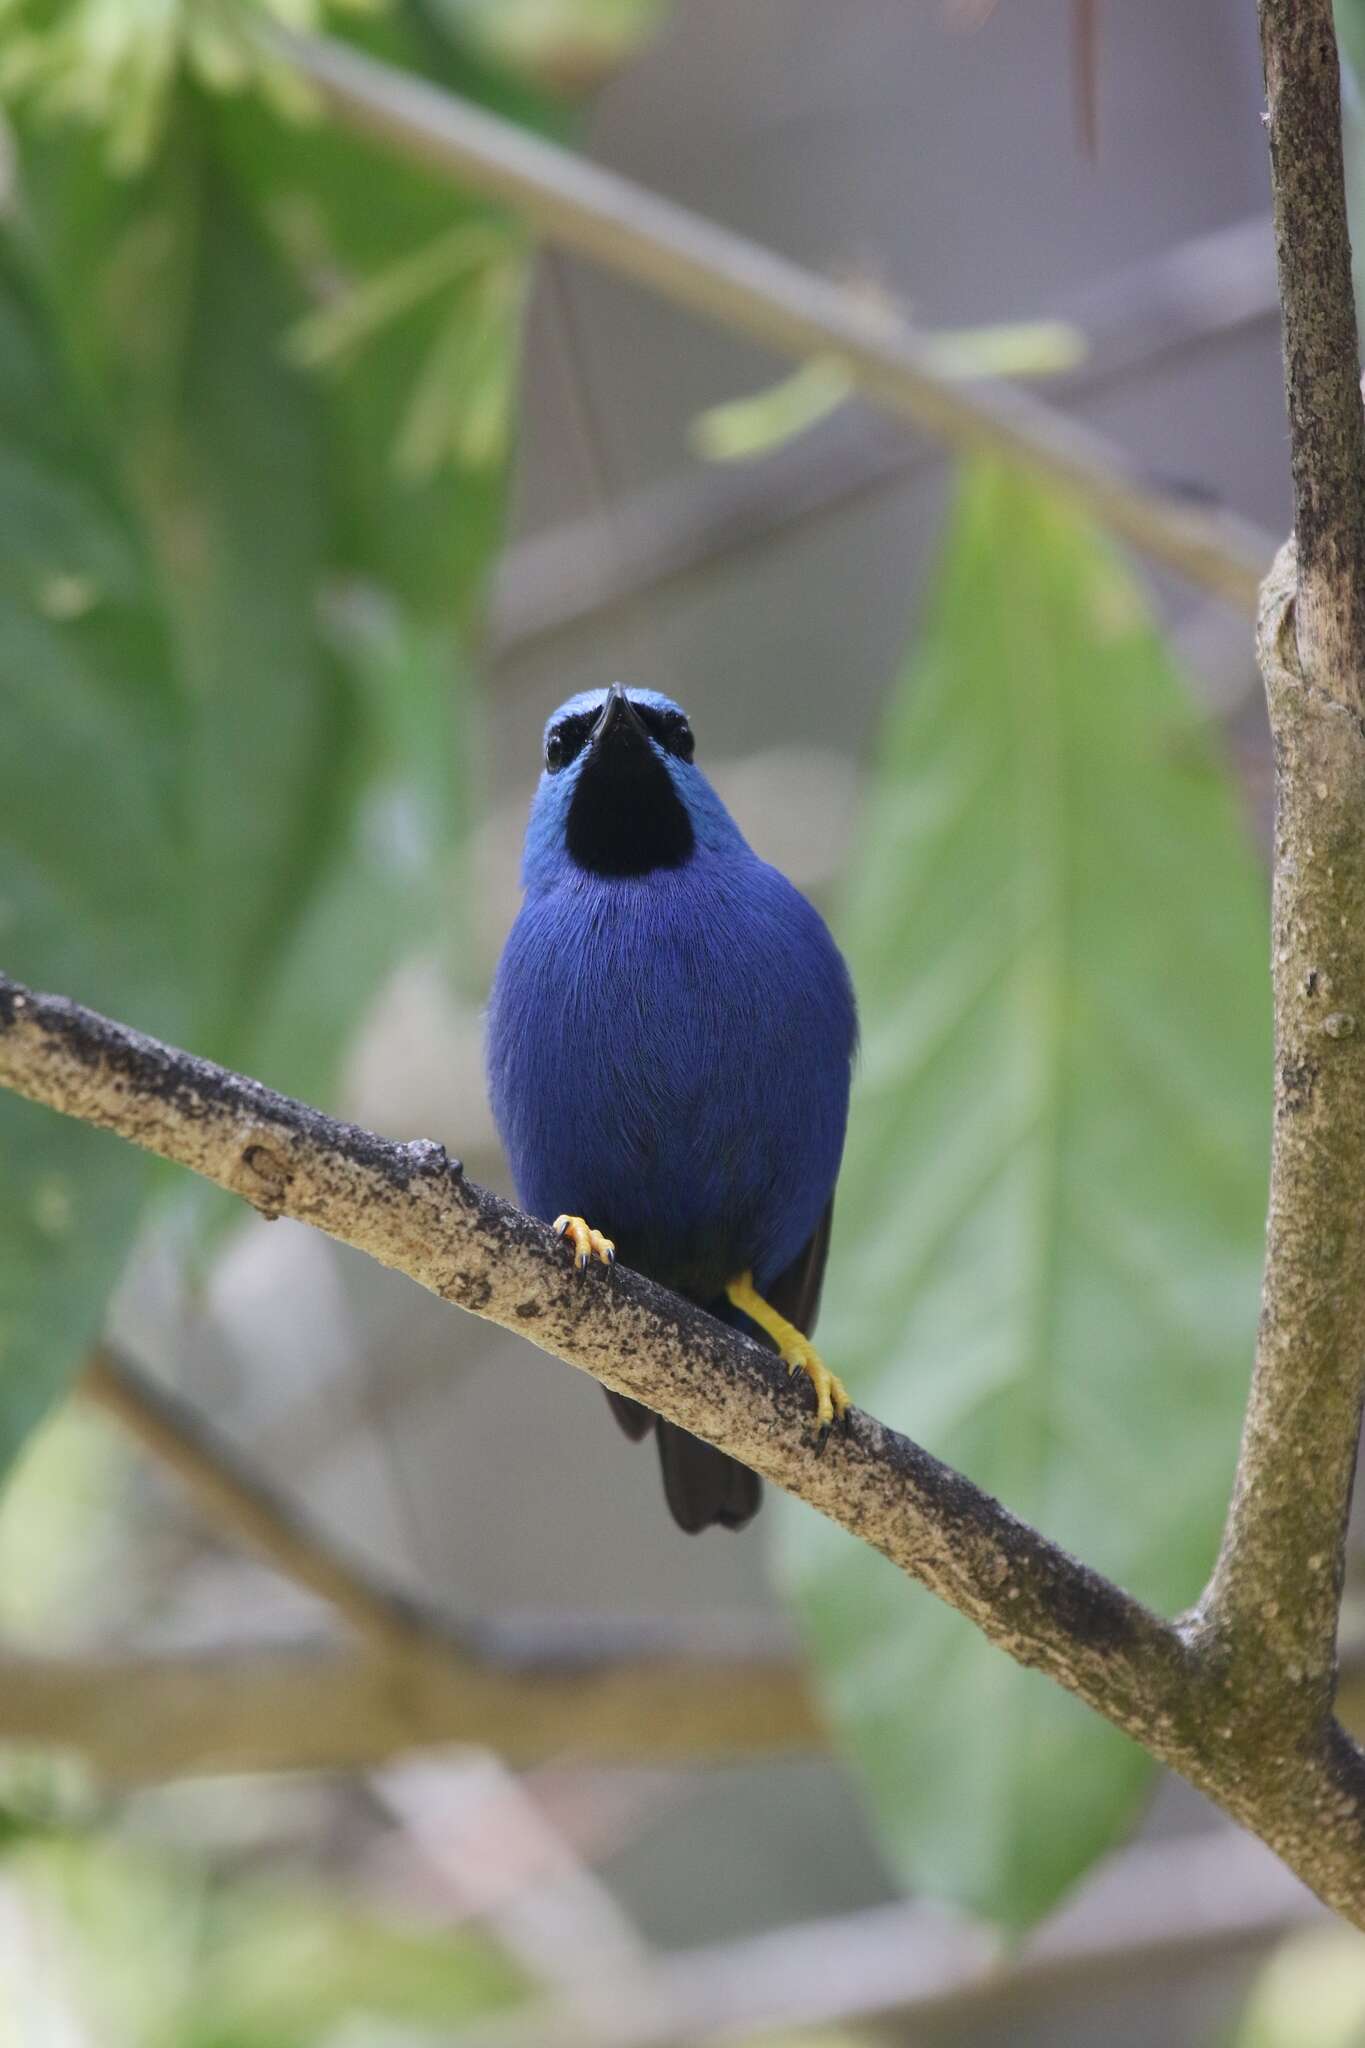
[487,685,857,1532]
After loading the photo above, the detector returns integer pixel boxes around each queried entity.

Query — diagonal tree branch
[2,0,1363,1940]
[5,968,1365,1923]
[266,27,1271,615]
[1200,3,1365,1723]
[79,1344,822,1758]
[83,1344,447,1659]
[0,973,1184,1720]
[490,212,1281,660]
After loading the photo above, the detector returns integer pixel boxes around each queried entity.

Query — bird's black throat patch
[566,733,695,876]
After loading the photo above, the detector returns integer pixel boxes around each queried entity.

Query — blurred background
[3,0,1365,2041]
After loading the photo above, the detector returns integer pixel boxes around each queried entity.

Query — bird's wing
[767,1198,835,1338]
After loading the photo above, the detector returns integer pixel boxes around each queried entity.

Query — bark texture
[1260,1,1365,688]
[1201,555,1365,1719]
[8,971,1365,1922]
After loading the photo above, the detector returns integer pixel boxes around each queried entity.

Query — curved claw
[785,1344,851,1433]
[553,1214,616,1271]
[815,1403,854,1456]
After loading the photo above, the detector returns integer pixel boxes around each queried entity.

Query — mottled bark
[1198,0,1365,1716]
[7,970,1365,1922]
[1201,554,1365,1721]
[0,974,1185,1737]
[1259,1,1365,689]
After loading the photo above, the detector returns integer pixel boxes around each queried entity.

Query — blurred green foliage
[0,0,1282,1953]
[1338,1,1365,106]
[783,462,1269,1926]
[0,240,187,1474]
[0,0,376,170]
[0,1833,522,2043]
[690,322,1085,464]
[432,0,668,88]
[0,6,556,1470]
[1236,1926,1365,2048]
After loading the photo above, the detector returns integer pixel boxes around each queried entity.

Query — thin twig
[266,27,1270,613]
[1072,0,1100,161]
[5,971,1365,1922]
[492,213,1282,659]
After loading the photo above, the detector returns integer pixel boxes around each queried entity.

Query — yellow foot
[553,1214,616,1271]
[725,1270,851,1437]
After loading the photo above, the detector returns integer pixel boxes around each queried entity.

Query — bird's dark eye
[644,709,694,761]
[544,712,594,773]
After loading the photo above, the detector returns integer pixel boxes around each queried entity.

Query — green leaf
[210,18,528,629]
[778,461,1269,1927]
[690,325,1083,464]
[690,359,855,462]
[0,240,188,1471]
[429,0,670,91]
[0,65,514,1459]
[250,606,480,1090]
[18,110,484,1089]
[0,11,548,1477]
[151,148,378,1090]
[0,0,381,171]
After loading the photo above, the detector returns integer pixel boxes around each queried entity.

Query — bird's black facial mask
[561,687,696,877]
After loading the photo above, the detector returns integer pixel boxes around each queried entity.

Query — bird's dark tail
[656,1419,761,1533]
[601,1217,837,1534]
[605,1388,761,1532]
[605,1275,767,1528]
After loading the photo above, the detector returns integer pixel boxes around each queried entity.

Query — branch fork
[5,0,1365,1935]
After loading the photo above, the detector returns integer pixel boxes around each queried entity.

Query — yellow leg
[553,1214,616,1271]
[725,1270,850,1433]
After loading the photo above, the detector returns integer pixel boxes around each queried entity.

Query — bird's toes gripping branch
[553,1214,617,1271]
[725,1271,851,1442]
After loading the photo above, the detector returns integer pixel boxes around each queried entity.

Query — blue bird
[487,684,857,1532]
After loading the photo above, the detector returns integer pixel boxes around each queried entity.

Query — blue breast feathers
[487,822,855,1307]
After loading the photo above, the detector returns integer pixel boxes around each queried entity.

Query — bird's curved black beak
[590,683,649,752]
